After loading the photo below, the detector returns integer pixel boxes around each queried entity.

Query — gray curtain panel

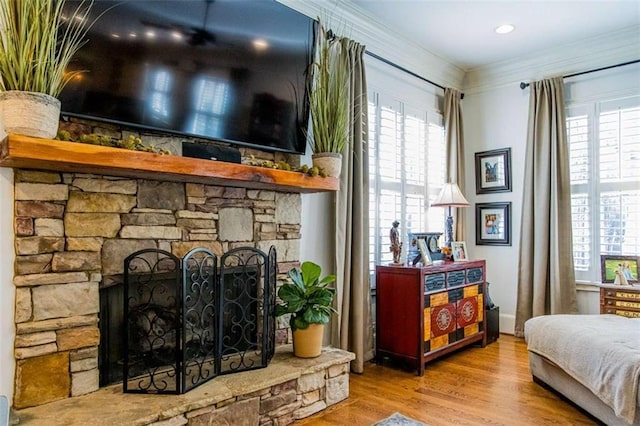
[331,36,373,373]
[444,88,467,241]
[515,77,577,337]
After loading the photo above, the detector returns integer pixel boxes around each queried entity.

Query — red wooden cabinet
[375,260,487,375]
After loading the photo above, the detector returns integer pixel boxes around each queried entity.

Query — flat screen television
[59,0,315,154]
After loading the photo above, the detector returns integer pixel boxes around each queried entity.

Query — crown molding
[463,26,640,95]
[278,0,466,91]
[279,1,638,97]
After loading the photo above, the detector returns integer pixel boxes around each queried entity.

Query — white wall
[462,85,529,334]
[0,167,15,403]
[300,190,334,274]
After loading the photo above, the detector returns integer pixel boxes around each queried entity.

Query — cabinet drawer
[466,267,483,284]
[446,270,466,288]
[602,307,640,318]
[425,273,446,292]
[601,289,640,301]
[602,298,640,311]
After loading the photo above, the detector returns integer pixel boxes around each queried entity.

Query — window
[367,91,446,280]
[568,96,640,282]
[145,69,173,123]
[187,77,230,138]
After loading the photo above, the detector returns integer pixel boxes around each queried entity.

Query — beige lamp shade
[431,183,470,208]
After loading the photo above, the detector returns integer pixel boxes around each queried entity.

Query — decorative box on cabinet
[375,260,487,376]
[600,285,640,318]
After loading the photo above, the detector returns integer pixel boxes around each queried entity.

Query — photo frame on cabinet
[452,241,468,262]
[416,238,432,266]
[475,148,512,194]
[600,255,638,284]
[476,202,511,246]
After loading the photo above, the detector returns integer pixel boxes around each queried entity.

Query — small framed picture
[452,241,468,262]
[476,202,511,246]
[416,239,432,266]
[600,255,638,284]
[475,148,512,194]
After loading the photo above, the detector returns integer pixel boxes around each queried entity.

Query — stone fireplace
[3,119,351,424]
[11,168,301,409]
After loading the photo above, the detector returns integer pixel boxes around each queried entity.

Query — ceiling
[350,0,640,71]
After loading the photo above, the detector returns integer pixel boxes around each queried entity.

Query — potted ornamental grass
[307,21,349,178]
[275,261,337,358]
[0,0,96,138]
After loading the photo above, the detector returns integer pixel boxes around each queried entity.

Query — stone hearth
[12,347,355,426]
[12,168,302,409]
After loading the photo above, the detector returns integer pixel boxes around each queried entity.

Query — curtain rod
[365,50,465,99]
[519,59,640,90]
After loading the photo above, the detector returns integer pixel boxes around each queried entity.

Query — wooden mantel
[0,135,339,193]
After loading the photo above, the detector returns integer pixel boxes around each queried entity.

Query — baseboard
[499,313,515,336]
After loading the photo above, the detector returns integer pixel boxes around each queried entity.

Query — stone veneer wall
[12,168,302,409]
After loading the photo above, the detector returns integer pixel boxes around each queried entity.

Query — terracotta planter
[0,91,60,139]
[312,152,342,178]
[292,323,324,358]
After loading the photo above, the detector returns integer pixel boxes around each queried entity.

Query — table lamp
[431,182,469,248]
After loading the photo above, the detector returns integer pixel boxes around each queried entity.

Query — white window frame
[568,95,640,283]
[366,59,446,286]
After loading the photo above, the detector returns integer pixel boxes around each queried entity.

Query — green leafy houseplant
[0,0,94,97]
[275,261,337,331]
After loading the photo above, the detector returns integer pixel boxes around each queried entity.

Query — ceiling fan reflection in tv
[141,0,216,46]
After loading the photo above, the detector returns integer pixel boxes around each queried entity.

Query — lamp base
[444,213,454,247]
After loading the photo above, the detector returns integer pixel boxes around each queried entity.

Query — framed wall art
[600,255,638,284]
[476,202,511,246]
[475,148,512,194]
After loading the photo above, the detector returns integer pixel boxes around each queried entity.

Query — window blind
[568,97,640,282]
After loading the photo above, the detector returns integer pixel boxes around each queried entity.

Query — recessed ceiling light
[495,24,515,34]
[253,39,269,51]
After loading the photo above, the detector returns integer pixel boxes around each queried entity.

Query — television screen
[59,0,314,154]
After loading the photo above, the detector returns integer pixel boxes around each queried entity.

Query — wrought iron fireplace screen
[121,246,276,394]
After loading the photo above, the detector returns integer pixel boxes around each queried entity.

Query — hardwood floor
[297,335,598,426]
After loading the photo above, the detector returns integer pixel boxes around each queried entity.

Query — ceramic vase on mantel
[0,91,61,139]
[312,152,342,178]
[292,323,324,358]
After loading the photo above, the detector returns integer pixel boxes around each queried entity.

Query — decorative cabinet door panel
[457,296,478,328]
[431,304,456,333]
[425,290,456,351]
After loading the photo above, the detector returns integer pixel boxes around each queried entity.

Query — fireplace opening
[99,246,276,394]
